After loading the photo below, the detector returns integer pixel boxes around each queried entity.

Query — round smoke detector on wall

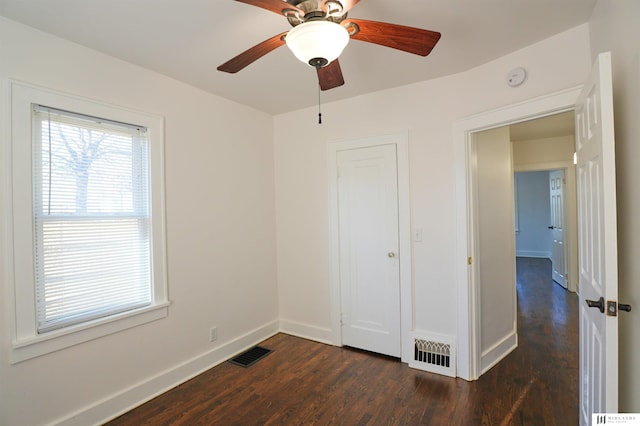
[507,67,527,87]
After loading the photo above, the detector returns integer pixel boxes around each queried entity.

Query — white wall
[515,171,552,258]
[589,0,640,412]
[474,127,517,373]
[512,135,575,165]
[0,18,278,425]
[274,24,592,351]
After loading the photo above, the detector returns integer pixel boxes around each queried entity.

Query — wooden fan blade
[217,32,288,73]
[344,19,441,56]
[317,59,345,91]
[235,0,302,16]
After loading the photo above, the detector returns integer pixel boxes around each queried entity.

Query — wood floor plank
[106,257,578,425]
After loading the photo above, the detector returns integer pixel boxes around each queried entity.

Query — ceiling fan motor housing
[285,0,347,26]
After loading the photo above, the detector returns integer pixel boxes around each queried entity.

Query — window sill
[10,302,170,364]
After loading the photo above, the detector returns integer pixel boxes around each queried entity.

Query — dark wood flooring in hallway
[106,257,578,425]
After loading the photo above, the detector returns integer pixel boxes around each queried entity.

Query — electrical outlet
[209,326,217,342]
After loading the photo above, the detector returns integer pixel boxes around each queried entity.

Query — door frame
[454,86,582,380]
[328,131,413,363]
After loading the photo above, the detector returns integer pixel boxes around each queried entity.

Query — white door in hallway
[577,52,620,424]
[549,170,567,288]
[337,144,401,358]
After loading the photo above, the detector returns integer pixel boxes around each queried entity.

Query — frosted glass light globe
[285,21,350,67]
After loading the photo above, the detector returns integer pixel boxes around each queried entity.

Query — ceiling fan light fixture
[285,21,349,67]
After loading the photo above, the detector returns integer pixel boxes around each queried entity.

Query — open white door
[576,52,620,423]
[549,170,567,288]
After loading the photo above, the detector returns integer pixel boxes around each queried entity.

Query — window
[9,82,168,362]
[33,105,153,333]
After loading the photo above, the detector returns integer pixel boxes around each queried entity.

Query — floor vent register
[228,346,272,368]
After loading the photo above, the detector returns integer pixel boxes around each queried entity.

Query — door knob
[548,226,555,229]
[586,297,605,313]
[388,252,396,258]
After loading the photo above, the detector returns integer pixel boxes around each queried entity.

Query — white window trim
[6,80,169,363]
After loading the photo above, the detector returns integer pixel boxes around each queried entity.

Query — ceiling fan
[217,0,441,91]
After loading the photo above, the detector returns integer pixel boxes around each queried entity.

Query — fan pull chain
[318,83,322,124]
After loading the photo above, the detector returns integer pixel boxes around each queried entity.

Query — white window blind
[32,105,152,333]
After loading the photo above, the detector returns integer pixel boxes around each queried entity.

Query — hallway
[492,256,579,424]
[108,257,578,425]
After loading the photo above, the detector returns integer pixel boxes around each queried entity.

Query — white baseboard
[279,319,334,345]
[480,330,518,375]
[55,320,279,426]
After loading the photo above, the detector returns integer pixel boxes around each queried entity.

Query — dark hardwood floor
[106,257,578,425]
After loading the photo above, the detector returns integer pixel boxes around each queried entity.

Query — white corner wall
[589,0,640,412]
[274,24,591,362]
[474,127,517,373]
[0,17,278,425]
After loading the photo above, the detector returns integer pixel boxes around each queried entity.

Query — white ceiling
[0,0,597,115]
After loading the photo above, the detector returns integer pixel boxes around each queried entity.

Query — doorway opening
[458,54,619,415]
[453,86,583,381]
[470,111,578,376]
[511,110,578,294]
[514,168,576,291]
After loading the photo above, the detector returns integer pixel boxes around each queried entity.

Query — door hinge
[468,256,473,265]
